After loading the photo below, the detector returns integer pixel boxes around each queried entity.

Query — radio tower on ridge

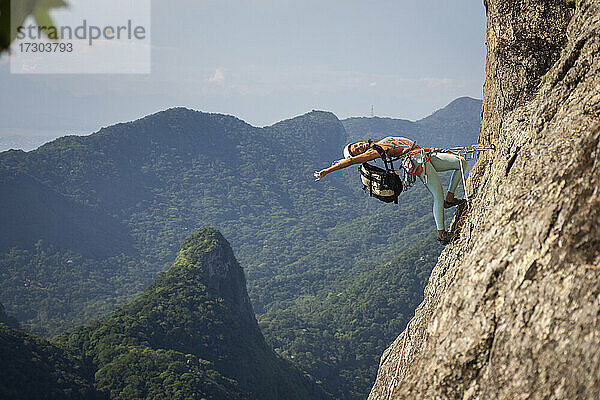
[370,104,374,117]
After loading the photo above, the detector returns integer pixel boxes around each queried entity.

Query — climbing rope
[457,144,494,202]
[459,155,469,203]
[386,322,410,400]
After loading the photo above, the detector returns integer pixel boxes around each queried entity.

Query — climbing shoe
[437,231,452,245]
[444,198,466,209]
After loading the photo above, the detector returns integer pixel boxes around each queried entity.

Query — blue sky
[0,0,486,137]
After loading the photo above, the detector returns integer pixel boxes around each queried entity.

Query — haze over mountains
[0,97,482,152]
[0,96,481,399]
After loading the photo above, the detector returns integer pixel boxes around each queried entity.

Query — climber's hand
[314,170,327,181]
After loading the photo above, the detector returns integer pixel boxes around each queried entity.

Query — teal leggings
[413,152,467,231]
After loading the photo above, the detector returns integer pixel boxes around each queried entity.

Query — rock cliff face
[369,1,600,399]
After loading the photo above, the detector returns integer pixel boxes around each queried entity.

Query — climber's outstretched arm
[315,149,379,180]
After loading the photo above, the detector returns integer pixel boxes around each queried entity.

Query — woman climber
[314,137,467,245]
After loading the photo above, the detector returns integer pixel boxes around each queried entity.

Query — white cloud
[207,68,225,83]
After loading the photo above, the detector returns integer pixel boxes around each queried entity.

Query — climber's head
[343,141,370,158]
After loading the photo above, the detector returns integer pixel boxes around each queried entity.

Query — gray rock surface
[368,1,600,399]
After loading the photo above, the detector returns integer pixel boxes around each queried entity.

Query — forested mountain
[342,97,482,147]
[259,236,439,398]
[0,323,102,399]
[0,98,481,398]
[1,170,134,257]
[59,228,330,400]
[0,301,19,328]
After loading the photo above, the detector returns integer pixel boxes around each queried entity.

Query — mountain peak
[62,229,331,400]
[445,96,481,107]
[267,109,346,163]
[417,96,482,124]
[269,109,341,129]
[132,107,252,130]
[342,96,482,147]
[171,227,250,311]
[306,109,338,118]
[179,226,229,257]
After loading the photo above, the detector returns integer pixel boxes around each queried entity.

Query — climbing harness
[386,322,410,400]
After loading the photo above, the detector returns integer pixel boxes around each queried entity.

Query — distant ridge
[342,97,482,147]
[1,98,481,152]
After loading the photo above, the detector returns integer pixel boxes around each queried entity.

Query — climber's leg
[429,152,467,203]
[419,162,446,234]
